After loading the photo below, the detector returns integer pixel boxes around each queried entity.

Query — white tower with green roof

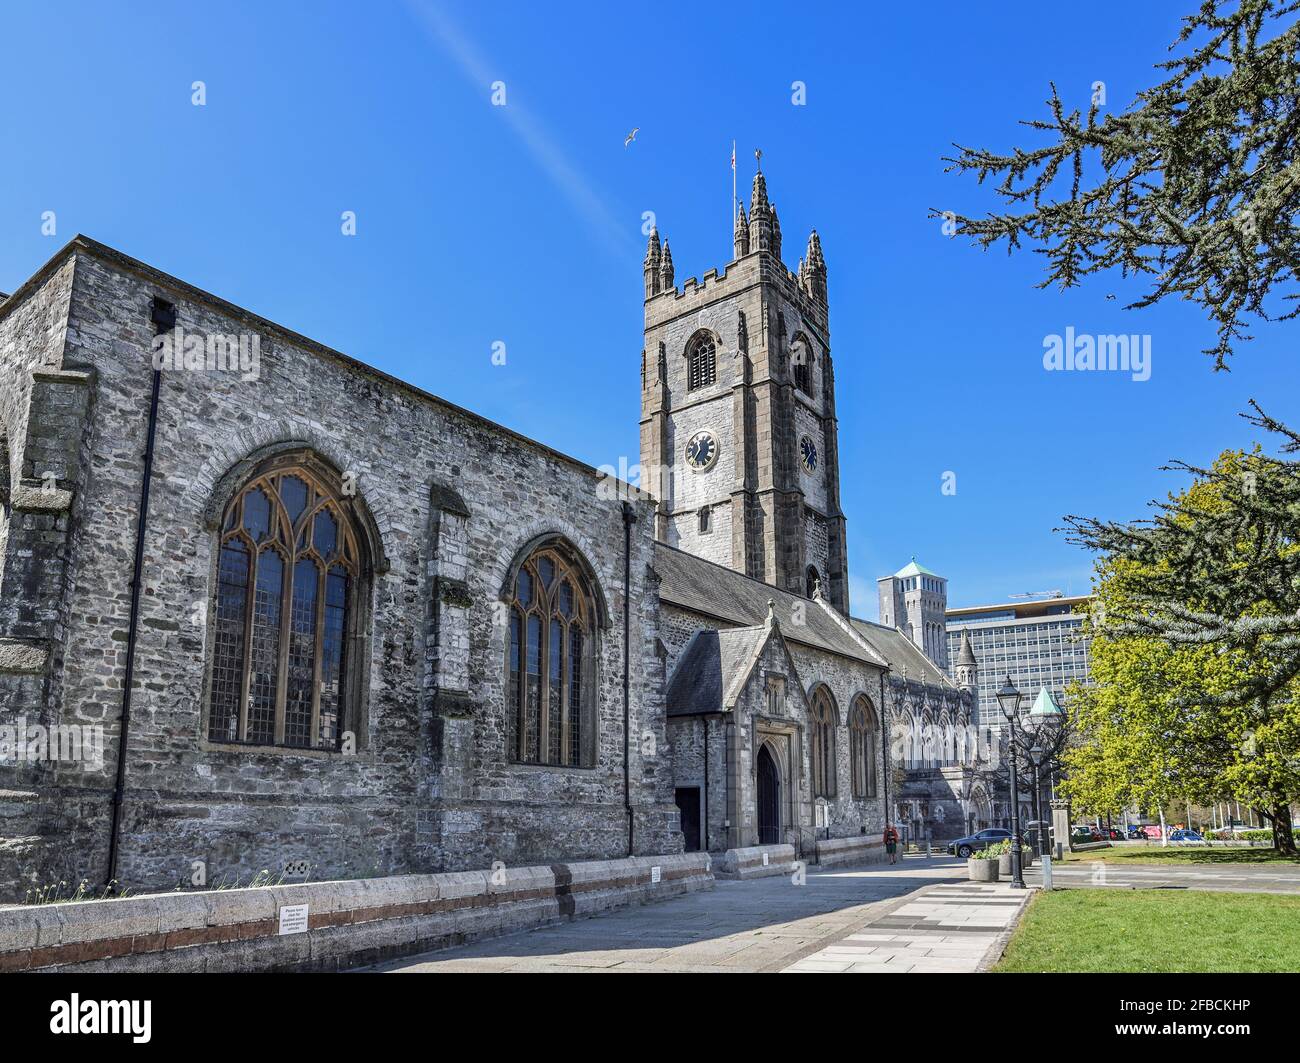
[877,558,949,669]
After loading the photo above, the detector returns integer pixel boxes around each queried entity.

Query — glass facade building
[944,595,1093,727]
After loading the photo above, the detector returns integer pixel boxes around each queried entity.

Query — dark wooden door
[675,787,701,852]
[757,745,780,845]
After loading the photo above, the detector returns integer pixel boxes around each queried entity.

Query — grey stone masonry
[0,236,684,900]
[0,853,714,972]
[641,169,850,614]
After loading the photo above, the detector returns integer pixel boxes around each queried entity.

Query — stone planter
[968,858,999,882]
[998,849,1032,875]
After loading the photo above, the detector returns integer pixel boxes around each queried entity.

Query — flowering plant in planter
[967,842,1002,881]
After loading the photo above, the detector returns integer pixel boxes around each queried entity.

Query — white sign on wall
[277,903,309,936]
[650,865,661,884]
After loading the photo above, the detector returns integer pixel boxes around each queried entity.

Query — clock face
[684,430,718,471]
[800,435,818,474]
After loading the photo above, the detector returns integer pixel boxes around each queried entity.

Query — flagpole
[731,139,737,250]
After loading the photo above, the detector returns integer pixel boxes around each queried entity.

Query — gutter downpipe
[622,501,635,857]
[880,668,890,832]
[106,340,164,890]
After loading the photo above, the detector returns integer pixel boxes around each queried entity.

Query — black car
[947,828,1016,858]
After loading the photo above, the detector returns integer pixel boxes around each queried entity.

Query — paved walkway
[378,856,977,973]
[783,880,1031,973]
[1023,858,1300,894]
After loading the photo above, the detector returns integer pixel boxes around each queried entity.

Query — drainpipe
[879,669,890,829]
[106,297,171,890]
[702,716,710,852]
[621,501,635,857]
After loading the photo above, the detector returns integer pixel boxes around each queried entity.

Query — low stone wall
[814,835,886,867]
[715,844,796,880]
[0,852,712,973]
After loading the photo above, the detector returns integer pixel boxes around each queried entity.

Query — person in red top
[883,824,899,864]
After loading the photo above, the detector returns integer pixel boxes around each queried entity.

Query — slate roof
[849,619,957,691]
[665,626,770,717]
[956,628,977,667]
[655,544,885,666]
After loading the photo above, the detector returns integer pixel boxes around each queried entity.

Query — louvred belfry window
[686,334,717,390]
[506,546,597,767]
[208,462,364,750]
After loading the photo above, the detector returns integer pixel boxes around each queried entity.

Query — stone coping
[715,844,797,879]
[0,852,712,972]
[814,835,886,866]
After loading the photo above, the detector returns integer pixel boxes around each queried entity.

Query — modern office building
[944,595,1093,727]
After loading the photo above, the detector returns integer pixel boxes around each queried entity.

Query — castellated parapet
[640,168,848,615]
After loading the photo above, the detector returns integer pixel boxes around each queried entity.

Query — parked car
[1168,828,1205,843]
[948,828,1015,858]
[1105,828,1125,841]
[1126,826,1148,840]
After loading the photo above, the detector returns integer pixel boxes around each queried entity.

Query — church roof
[849,619,957,691]
[892,558,939,579]
[665,626,771,716]
[956,629,977,667]
[655,545,885,667]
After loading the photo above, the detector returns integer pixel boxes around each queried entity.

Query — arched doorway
[756,744,781,845]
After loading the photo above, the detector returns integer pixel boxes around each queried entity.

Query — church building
[0,168,981,900]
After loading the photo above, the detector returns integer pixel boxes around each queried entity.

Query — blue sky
[2,1,1296,618]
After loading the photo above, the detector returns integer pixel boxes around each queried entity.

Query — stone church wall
[660,601,887,851]
[0,243,682,900]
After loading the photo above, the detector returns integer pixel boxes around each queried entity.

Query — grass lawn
[994,889,1300,972]
[1060,845,1299,866]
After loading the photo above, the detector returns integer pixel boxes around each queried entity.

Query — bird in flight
[624,128,639,148]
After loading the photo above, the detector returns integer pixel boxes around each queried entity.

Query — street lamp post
[996,676,1027,889]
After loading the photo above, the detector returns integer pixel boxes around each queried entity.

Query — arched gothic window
[901,712,917,768]
[810,686,837,798]
[208,457,367,750]
[850,696,878,799]
[506,543,598,767]
[791,337,814,397]
[805,565,820,599]
[686,334,717,391]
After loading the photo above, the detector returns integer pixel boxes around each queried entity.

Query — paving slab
[376,855,968,973]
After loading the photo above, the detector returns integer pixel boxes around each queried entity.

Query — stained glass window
[506,545,596,767]
[207,460,363,751]
[811,687,838,799]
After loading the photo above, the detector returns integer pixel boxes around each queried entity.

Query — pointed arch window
[506,544,598,767]
[686,334,717,391]
[208,459,366,750]
[850,696,878,799]
[805,565,820,599]
[810,686,837,799]
[791,337,814,397]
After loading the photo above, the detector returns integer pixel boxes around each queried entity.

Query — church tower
[878,559,949,668]
[640,164,850,612]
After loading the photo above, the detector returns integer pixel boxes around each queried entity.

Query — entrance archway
[756,744,781,845]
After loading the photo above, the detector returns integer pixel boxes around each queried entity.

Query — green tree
[1065,427,1300,852]
[937,0,1300,368]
